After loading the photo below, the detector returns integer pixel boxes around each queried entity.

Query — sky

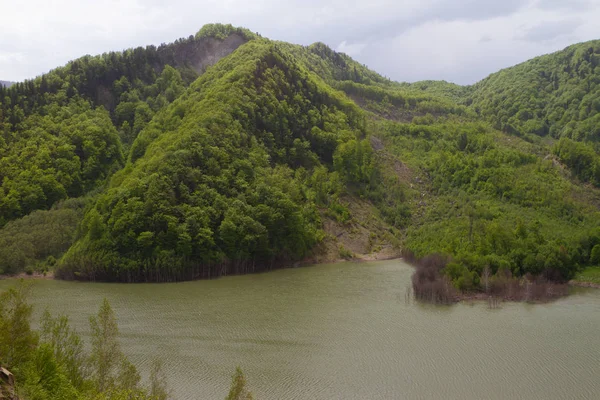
[1,0,600,85]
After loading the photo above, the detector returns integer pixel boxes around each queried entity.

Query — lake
[2,260,599,399]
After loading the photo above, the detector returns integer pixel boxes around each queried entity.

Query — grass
[573,267,600,284]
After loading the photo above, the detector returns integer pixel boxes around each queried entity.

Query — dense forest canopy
[0,24,599,292]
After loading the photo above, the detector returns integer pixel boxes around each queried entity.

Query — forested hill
[0,80,14,88]
[1,25,599,288]
[462,40,600,187]
[469,40,600,141]
[0,24,253,225]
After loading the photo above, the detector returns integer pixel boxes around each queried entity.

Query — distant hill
[0,80,14,88]
[468,40,600,141]
[0,24,599,290]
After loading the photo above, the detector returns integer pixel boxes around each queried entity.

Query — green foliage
[371,99,600,283]
[0,100,123,223]
[0,283,171,399]
[279,41,390,86]
[469,40,600,142]
[444,262,478,291]
[2,25,600,292]
[18,343,80,400]
[553,137,600,185]
[590,245,600,265]
[0,281,38,367]
[89,298,122,391]
[338,245,354,260]
[574,266,600,284]
[59,40,366,281]
[149,360,169,400]
[0,23,254,226]
[334,139,374,184]
[195,23,256,41]
[40,310,88,388]
[0,197,88,275]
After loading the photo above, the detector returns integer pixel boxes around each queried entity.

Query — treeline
[334,80,469,118]
[0,23,254,123]
[280,41,389,86]
[3,23,600,290]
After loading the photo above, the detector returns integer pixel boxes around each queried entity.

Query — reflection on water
[2,260,600,400]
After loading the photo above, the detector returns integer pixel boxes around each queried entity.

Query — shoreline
[0,253,404,283]
[3,261,598,300]
[0,271,55,281]
[568,280,600,289]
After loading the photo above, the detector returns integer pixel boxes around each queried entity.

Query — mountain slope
[0,24,253,228]
[469,40,600,141]
[57,39,377,281]
[467,41,600,187]
[1,25,599,287]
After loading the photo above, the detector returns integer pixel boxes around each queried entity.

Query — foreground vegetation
[0,281,169,399]
[0,281,254,399]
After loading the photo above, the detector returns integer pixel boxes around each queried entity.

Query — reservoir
[2,260,599,399]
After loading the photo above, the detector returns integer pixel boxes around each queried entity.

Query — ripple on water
[1,260,599,400]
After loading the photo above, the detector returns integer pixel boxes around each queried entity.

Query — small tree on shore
[89,298,123,391]
[0,281,37,367]
[482,265,491,293]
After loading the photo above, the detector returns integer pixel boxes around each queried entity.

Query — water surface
[2,260,599,399]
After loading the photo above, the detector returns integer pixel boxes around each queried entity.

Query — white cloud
[349,0,600,83]
[336,41,367,57]
[0,0,599,84]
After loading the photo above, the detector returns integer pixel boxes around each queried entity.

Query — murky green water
[2,260,600,399]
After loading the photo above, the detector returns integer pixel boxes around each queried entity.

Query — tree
[591,244,600,265]
[482,265,491,293]
[89,298,123,391]
[0,281,38,367]
[333,139,374,185]
[225,367,253,400]
[40,310,88,388]
[149,359,169,400]
[117,358,141,392]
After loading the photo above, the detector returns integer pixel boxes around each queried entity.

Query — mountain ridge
[0,24,598,289]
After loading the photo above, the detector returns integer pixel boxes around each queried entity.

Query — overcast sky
[1,0,600,84]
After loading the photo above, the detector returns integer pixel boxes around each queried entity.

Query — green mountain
[465,40,600,186]
[1,24,599,288]
[469,40,600,141]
